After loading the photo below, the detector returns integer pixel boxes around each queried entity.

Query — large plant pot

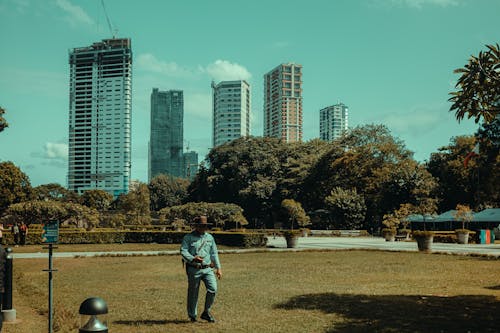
[384,233,396,242]
[285,235,298,248]
[415,235,433,252]
[456,231,469,244]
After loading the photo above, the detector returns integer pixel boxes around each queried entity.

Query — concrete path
[11,237,500,259]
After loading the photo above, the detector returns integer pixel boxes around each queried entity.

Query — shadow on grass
[114,319,189,325]
[276,293,500,333]
[486,285,500,290]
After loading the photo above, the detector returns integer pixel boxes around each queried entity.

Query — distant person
[0,245,6,331]
[0,224,3,245]
[11,224,19,247]
[180,216,222,323]
[19,222,28,246]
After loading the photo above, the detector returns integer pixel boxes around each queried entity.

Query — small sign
[42,221,59,244]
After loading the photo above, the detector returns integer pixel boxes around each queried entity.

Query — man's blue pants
[186,266,218,319]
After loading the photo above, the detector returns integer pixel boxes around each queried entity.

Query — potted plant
[453,204,473,244]
[281,199,311,248]
[412,198,438,252]
[381,213,399,242]
[283,230,300,248]
[413,230,435,252]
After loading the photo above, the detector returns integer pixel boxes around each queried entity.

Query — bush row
[2,230,268,248]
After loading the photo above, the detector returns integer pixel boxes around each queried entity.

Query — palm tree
[449,44,500,124]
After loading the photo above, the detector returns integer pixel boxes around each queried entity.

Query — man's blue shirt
[180,232,221,269]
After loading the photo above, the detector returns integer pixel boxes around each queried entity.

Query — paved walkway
[11,237,500,259]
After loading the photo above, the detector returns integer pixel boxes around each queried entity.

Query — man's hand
[215,269,222,280]
[193,256,204,263]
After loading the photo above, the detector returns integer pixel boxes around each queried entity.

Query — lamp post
[78,297,108,333]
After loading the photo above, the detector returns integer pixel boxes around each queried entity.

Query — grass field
[4,250,500,333]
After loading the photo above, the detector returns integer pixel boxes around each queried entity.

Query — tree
[427,131,500,211]
[113,183,151,225]
[301,125,437,230]
[33,183,79,202]
[159,202,248,229]
[4,200,99,228]
[0,161,32,214]
[148,174,189,211]
[81,189,113,211]
[449,43,500,124]
[453,204,473,231]
[324,187,366,230]
[0,106,7,132]
[280,199,310,230]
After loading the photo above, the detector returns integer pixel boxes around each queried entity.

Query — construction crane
[101,0,116,38]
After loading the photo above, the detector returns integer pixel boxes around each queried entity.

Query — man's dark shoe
[201,311,216,323]
[189,317,197,322]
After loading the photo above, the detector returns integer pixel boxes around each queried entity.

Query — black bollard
[3,247,12,310]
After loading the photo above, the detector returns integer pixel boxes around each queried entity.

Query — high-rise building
[211,80,251,147]
[183,151,199,180]
[149,88,184,180]
[68,38,132,197]
[263,63,303,142]
[319,103,349,141]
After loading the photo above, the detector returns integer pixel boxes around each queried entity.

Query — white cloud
[136,53,197,78]
[204,60,252,82]
[54,0,94,26]
[44,142,68,161]
[376,0,460,9]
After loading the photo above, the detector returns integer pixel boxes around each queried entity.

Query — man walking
[180,216,222,323]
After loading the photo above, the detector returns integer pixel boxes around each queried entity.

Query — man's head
[192,215,211,234]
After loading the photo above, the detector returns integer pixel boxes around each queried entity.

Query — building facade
[68,38,132,197]
[319,103,349,141]
[183,151,199,180]
[263,63,303,142]
[212,80,251,147]
[149,88,184,180]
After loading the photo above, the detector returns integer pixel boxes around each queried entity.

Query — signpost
[42,221,59,333]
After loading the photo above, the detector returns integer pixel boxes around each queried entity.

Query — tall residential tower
[319,103,349,141]
[68,38,132,197]
[263,63,303,142]
[211,80,251,147]
[149,88,184,180]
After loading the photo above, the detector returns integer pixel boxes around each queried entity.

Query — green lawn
[4,250,500,333]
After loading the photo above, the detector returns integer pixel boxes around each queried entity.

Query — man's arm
[210,235,222,279]
[180,235,195,263]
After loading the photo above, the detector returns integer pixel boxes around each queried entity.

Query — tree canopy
[0,106,7,132]
[449,43,500,123]
[0,161,32,214]
[148,174,189,211]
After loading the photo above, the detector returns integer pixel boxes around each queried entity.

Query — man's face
[196,225,208,234]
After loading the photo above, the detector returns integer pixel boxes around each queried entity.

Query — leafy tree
[280,199,310,230]
[453,204,473,230]
[302,125,437,230]
[113,183,151,225]
[33,183,79,202]
[148,174,189,211]
[0,106,7,132]
[324,187,366,230]
[4,200,99,228]
[427,131,500,211]
[188,136,330,227]
[81,189,113,211]
[159,202,247,229]
[449,43,500,123]
[0,161,32,214]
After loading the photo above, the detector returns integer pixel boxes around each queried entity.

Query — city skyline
[1,0,498,187]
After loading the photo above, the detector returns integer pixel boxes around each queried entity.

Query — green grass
[5,250,500,333]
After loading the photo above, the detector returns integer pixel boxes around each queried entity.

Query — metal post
[2,247,16,322]
[3,248,13,310]
[43,244,57,333]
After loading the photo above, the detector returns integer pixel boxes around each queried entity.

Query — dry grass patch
[4,251,500,333]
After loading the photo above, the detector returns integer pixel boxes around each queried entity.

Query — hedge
[2,230,268,248]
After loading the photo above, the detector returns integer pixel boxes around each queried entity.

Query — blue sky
[0,0,498,186]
